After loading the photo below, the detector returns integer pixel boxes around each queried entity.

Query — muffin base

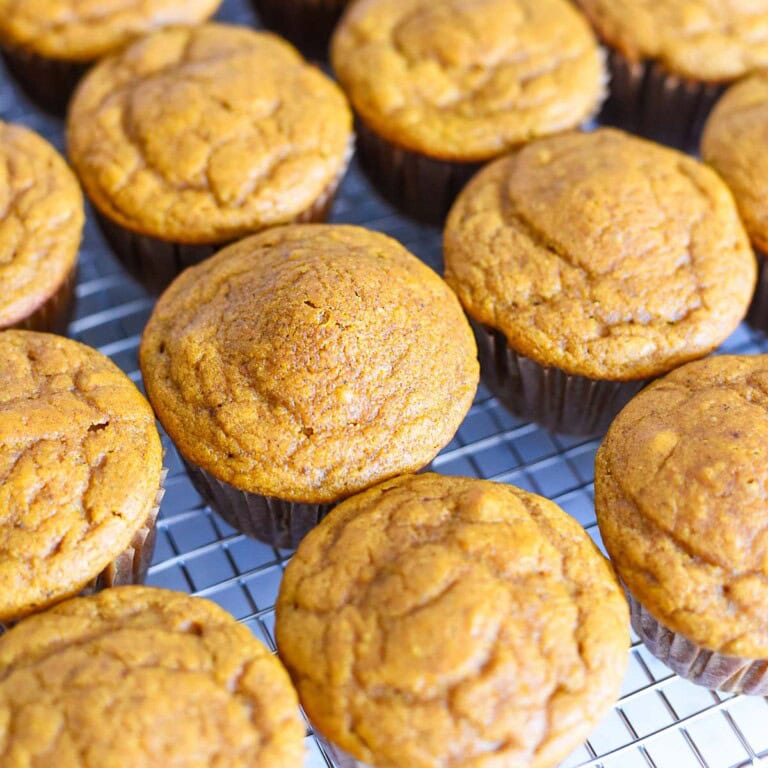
[600,49,724,151]
[629,593,768,695]
[250,0,348,60]
[1,45,88,115]
[746,247,768,333]
[472,320,646,436]
[93,171,344,294]
[182,460,332,550]
[355,118,481,226]
[0,468,166,633]
[6,264,77,334]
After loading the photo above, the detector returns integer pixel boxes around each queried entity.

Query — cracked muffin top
[0,331,163,622]
[0,586,304,767]
[330,0,606,162]
[0,121,83,330]
[576,0,768,82]
[67,23,352,244]
[0,0,222,62]
[276,473,629,768]
[702,73,768,252]
[596,355,768,659]
[139,225,478,504]
[443,128,755,380]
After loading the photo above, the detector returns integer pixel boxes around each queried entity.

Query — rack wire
[3,0,768,765]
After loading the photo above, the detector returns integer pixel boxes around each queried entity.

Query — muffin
[576,0,768,149]
[444,128,756,435]
[331,0,606,224]
[0,331,164,625]
[0,0,222,114]
[276,473,629,768]
[0,586,305,766]
[0,121,83,334]
[139,224,478,549]
[596,355,768,694]
[702,73,768,332]
[68,23,353,293]
[251,0,349,60]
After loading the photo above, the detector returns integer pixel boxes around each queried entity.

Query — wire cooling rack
[3,0,768,765]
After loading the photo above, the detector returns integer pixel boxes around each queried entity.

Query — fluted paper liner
[472,320,646,436]
[9,264,77,334]
[600,49,724,151]
[629,592,768,695]
[250,0,348,60]
[93,163,346,294]
[355,118,480,226]
[183,460,331,550]
[1,45,88,115]
[746,248,768,333]
[0,468,166,634]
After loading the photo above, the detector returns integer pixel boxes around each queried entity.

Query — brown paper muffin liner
[355,118,481,226]
[628,592,768,695]
[0,45,88,115]
[250,0,348,60]
[0,468,166,634]
[746,247,768,333]
[182,459,332,550]
[471,320,647,436]
[8,264,77,334]
[93,167,345,294]
[600,49,724,151]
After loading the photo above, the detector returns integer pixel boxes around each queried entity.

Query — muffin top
[0,122,83,330]
[0,331,163,622]
[0,0,222,61]
[67,24,352,244]
[444,128,755,380]
[576,0,768,82]
[331,0,605,161]
[596,355,768,658]
[276,473,629,768]
[0,586,304,767]
[702,73,768,252]
[140,225,478,503]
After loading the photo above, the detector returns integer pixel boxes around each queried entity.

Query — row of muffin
[3,322,768,766]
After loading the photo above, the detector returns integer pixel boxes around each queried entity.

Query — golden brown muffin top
[140,225,478,503]
[0,122,83,330]
[576,0,768,81]
[0,586,305,767]
[0,0,222,61]
[444,128,755,380]
[596,355,768,659]
[0,331,163,622]
[702,74,768,253]
[276,473,629,768]
[331,0,605,161]
[67,24,352,244]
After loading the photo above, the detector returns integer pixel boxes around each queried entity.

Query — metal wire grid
[2,0,768,765]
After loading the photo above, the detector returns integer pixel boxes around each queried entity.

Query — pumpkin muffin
[576,0,768,148]
[251,0,349,60]
[596,355,768,694]
[330,0,606,224]
[444,128,756,435]
[139,224,478,548]
[68,23,353,293]
[276,473,629,768]
[0,331,164,625]
[0,121,83,334]
[0,586,305,767]
[702,73,768,332]
[0,0,222,114]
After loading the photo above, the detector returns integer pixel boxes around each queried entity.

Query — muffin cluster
[1,0,768,766]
